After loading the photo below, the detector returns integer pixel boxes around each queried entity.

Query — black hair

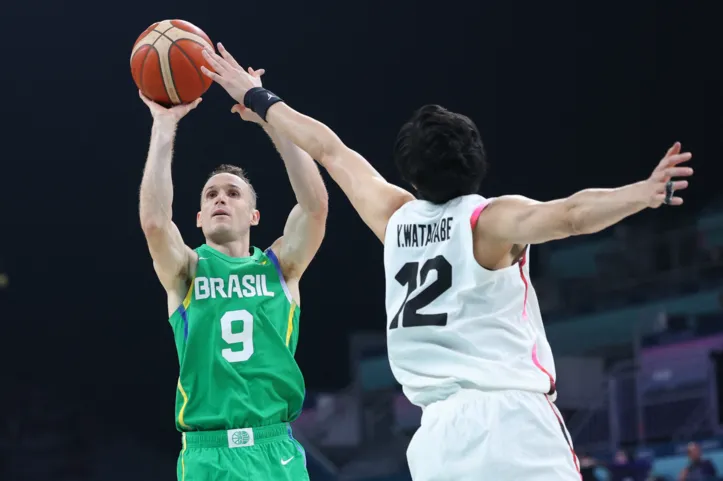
[394,104,488,204]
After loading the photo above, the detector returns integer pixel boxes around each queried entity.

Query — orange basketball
[131,20,214,106]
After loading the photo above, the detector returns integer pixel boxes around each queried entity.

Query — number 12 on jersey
[389,255,452,329]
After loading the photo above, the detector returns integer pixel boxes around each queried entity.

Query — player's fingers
[656,142,682,169]
[666,152,693,166]
[666,142,681,157]
[189,97,203,110]
[663,166,694,178]
[202,49,229,74]
[249,67,265,78]
[671,180,689,191]
[653,194,684,206]
[217,42,243,70]
[200,66,226,85]
[231,104,245,114]
[138,90,154,106]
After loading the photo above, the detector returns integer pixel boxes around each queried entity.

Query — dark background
[0,0,719,465]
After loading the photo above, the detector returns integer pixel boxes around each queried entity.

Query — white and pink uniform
[384,194,580,481]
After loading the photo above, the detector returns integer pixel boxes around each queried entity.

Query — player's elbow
[307,195,329,224]
[140,216,168,238]
[315,192,329,220]
[561,199,590,236]
[317,133,347,170]
[299,187,329,222]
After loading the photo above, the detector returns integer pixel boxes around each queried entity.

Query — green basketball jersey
[168,244,305,432]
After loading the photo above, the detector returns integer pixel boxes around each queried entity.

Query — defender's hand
[644,142,693,208]
[230,67,266,125]
[139,91,202,124]
[201,43,262,104]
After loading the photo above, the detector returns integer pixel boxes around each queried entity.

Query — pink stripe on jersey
[469,200,493,229]
[532,343,556,395]
[517,253,529,320]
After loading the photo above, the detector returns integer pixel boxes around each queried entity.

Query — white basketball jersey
[383,194,557,408]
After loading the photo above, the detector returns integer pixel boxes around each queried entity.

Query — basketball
[131,20,214,106]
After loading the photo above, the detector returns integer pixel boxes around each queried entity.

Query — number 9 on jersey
[220,309,255,362]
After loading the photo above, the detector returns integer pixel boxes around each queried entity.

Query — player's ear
[250,209,260,226]
[196,211,202,228]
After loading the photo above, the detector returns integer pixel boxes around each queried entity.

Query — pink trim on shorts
[544,396,582,479]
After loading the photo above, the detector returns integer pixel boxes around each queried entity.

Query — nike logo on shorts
[281,456,295,465]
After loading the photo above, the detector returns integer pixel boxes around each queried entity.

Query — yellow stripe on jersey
[180,433,187,481]
[285,302,297,347]
[182,280,194,310]
[177,378,190,429]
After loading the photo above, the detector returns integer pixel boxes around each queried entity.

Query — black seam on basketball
[170,39,208,90]
[134,46,153,96]
[151,44,173,106]
[143,24,177,104]
[153,25,183,105]
[154,28,212,103]
[157,27,182,104]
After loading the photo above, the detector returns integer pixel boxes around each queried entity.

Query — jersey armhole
[470,198,495,229]
[264,248,294,303]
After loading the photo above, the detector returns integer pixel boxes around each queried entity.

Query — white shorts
[406,389,581,481]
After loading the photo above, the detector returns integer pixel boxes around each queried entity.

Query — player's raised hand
[230,67,266,125]
[201,43,262,104]
[644,142,693,208]
[138,91,202,124]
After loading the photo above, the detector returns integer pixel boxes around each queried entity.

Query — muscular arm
[265,103,415,242]
[262,125,328,281]
[473,140,693,268]
[473,184,651,268]
[479,182,651,246]
[139,118,195,292]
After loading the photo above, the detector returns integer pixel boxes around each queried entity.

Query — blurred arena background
[0,1,720,481]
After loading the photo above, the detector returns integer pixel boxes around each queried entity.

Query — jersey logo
[194,275,275,300]
[281,456,295,465]
[227,428,255,448]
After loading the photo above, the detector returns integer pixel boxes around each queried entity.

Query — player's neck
[205,238,252,259]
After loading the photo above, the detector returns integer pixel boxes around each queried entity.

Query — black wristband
[243,87,283,122]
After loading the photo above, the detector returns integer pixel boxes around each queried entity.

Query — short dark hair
[205,164,257,207]
[394,104,487,204]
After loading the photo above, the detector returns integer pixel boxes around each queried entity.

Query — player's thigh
[253,438,310,481]
[178,448,230,481]
[178,440,309,481]
[407,391,580,481]
[406,392,495,481]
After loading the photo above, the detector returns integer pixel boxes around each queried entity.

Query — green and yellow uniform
[169,244,308,480]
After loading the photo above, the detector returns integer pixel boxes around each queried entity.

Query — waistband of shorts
[182,422,290,448]
[423,388,549,415]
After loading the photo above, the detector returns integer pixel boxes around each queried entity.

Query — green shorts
[177,423,309,481]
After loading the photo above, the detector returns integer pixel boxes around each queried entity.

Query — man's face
[197,173,259,243]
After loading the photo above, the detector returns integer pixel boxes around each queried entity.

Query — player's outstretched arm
[138,92,200,292]
[475,142,693,249]
[200,45,414,242]
[231,88,329,288]
[265,103,413,241]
